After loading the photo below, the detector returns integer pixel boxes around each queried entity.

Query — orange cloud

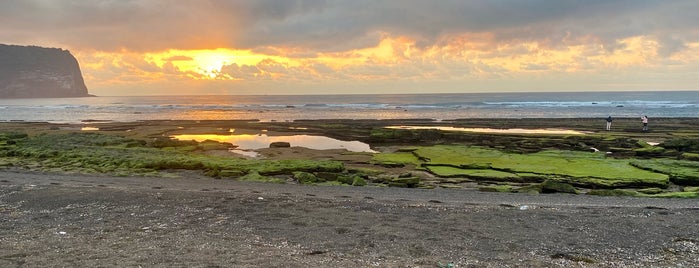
[73,33,699,95]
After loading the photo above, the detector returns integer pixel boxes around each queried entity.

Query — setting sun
[141,48,304,80]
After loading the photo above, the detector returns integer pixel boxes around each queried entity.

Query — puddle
[172,133,376,153]
[385,126,586,135]
[81,127,99,131]
[229,149,260,157]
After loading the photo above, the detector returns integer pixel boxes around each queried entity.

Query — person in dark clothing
[605,116,613,131]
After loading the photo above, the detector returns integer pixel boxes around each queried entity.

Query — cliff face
[0,44,90,98]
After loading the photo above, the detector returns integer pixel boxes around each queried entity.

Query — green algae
[588,189,699,198]
[540,180,578,194]
[412,145,669,188]
[587,189,640,197]
[0,132,346,180]
[237,171,285,183]
[3,128,699,196]
[478,185,513,193]
[684,186,699,192]
[372,174,421,187]
[425,166,520,181]
[648,191,699,198]
[630,159,699,186]
[293,171,322,184]
[660,137,699,153]
[681,152,699,161]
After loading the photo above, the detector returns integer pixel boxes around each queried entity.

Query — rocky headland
[0,44,90,98]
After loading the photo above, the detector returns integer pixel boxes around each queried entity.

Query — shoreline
[0,118,699,196]
[2,119,699,266]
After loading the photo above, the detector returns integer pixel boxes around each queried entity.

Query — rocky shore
[1,118,699,267]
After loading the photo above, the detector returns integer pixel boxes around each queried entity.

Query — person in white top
[642,115,648,131]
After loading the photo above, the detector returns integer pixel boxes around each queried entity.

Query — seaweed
[411,145,669,188]
[0,132,347,180]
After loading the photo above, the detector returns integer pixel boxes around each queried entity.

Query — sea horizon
[2,91,698,123]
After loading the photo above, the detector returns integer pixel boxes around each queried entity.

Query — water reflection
[229,149,260,157]
[385,126,586,135]
[172,134,376,153]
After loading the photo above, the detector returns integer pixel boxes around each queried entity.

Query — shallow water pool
[172,133,376,153]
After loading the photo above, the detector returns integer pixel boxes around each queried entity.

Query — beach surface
[2,169,699,267]
[2,118,699,267]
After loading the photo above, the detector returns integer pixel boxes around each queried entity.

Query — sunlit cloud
[71,32,699,95]
[7,0,696,95]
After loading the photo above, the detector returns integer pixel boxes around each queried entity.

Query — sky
[2,0,699,96]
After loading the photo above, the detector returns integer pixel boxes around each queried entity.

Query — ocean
[1,91,698,123]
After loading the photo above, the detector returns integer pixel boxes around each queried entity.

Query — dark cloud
[1,0,698,55]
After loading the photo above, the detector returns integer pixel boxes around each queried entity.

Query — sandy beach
[2,118,699,267]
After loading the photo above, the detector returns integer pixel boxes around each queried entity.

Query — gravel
[1,170,698,267]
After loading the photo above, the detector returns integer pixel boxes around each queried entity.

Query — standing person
[605,116,613,131]
[642,115,649,131]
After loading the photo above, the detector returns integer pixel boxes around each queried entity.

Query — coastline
[2,118,699,266]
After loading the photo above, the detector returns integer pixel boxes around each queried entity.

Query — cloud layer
[3,0,698,52]
[2,0,699,95]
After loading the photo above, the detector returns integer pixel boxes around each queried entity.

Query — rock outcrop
[0,44,90,98]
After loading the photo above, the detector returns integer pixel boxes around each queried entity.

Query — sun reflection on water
[172,133,375,153]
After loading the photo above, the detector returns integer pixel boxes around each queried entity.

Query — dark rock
[315,172,339,181]
[218,170,245,178]
[541,180,578,194]
[269,141,291,148]
[0,44,90,98]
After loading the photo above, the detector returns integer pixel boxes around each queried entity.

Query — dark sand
[1,170,698,267]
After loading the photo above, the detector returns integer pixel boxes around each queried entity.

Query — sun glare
[143,48,300,80]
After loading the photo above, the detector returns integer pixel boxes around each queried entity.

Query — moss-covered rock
[634,146,665,157]
[293,171,321,184]
[684,186,699,192]
[238,171,284,183]
[587,189,640,197]
[316,172,339,181]
[425,165,522,182]
[218,169,245,178]
[393,176,420,187]
[540,180,578,194]
[637,188,664,194]
[631,159,699,186]
[352,176,367,186]
[373,175,421,187]
[414,145,668,188]
[646,191,699,198]
[478,185,513,193]
[681,152,699,161]
[660,137,699,153]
